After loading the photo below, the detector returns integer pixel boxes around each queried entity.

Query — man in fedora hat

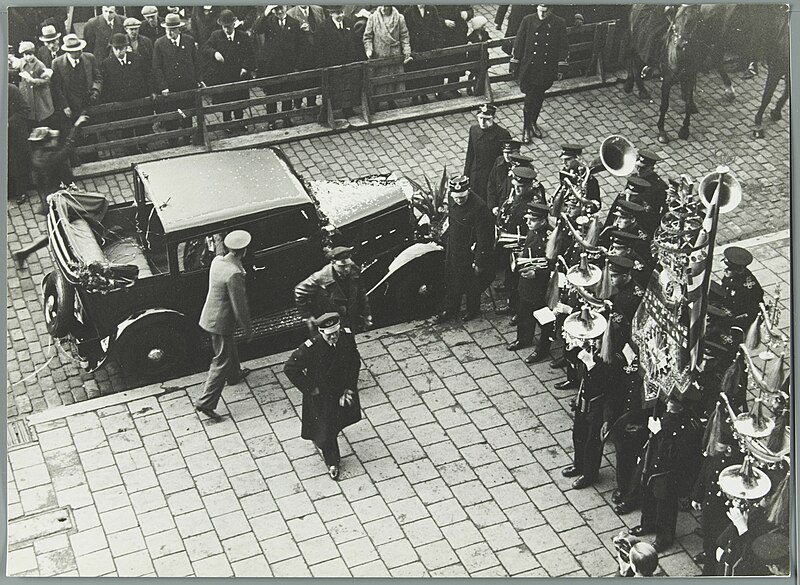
[50,33,101,129]
[84,6,126,62]
[464,103,512,202]
[139,6,165,42]
[201,9,256,129]
[295,246,372,334]
[152,12,203,144]
[37,25,63,68]
[284,312,362,480]
[123,17,154,63]
[98,33,154,154]
[195,230,253,422]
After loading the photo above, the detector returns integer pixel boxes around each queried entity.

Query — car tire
[115,317,193,380]
[43,271,75,338]
[387,252,446,321]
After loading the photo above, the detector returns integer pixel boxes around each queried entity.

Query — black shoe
[411,96,420,106]
[561,465,580,478]
[343,107,355,117]
[196,406,223,422]
[387,100,398,109]
[33,203,48,215]
[328,465,340,480]
[420,94,430,104]
[284,118,295,128]
[462,311,480,322]
[550,356,567,368]
[614,503,634,515]
[652,539,672,553]
[572,475,594,489]
[525,348,549,364]
[434,312,455,325]
[507,341,528,352]
[509,315,517,326]
[554,380,578,390]
[693,552,707,565]
[12,251,26,270]
[630,525,652,537]
[227,367,251,386]
[611,489,622,504]
[495,305,513,315]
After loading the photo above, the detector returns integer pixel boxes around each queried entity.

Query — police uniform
[604,176,658,235]
[606,230,651,288]
[720,246,764,328]
[507,204,551,352]
[283,313,362,478]
[600,199,652,265]
[634,150,668,229]
[558,144,601,207]
[485,140,520,214]
[464,104,512,200]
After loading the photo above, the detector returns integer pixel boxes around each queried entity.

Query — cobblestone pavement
[6,233,790,577]
[5,64,790,417]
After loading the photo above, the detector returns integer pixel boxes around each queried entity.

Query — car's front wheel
[115,317,193,380]
[42,271,75,338]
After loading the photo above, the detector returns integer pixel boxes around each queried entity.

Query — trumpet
[497,229,526,249]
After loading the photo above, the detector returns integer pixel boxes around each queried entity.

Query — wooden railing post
[478,41,493,101]
[360,60,372,124]
[195,86,209,149]
[318,68,335,127]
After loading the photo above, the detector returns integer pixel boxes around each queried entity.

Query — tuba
[599,135,637,177]
[697,166,742,214]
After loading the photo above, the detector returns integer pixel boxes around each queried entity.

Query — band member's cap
[625,176,651,193]
[328,246,353,261]
[316,312,341,334]
[508,153,533,166]
[723,246,753,267]
[512,166,537,181]
[608,255,634,273]
[523,203,549,219]
[502,140,521,152]
[609,230,639,246]
[449,176,470,192]
[560,143,584,157]
[224,230,252,250]
[613,199,645,218]
[637,149,661,164]
[476,103,497,117]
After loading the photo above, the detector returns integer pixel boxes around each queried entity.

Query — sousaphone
[599,135,637,177]
[698,166,742,214]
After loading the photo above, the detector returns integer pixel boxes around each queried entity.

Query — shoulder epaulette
[304,339,313,347]
[343,327,352,334]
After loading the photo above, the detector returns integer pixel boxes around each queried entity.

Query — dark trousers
[505,265,520,309]
[572,409,604,480]
[196,333,240,411]
[640,484,680,548]
[516,300,553,348]
[159,96,194,146]
[444,264,490,317]
[314,435,341,467]
[523,86,547,127]
[612,431,648,496]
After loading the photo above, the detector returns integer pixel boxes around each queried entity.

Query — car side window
[243,208,316,255]
[178,234,224,273]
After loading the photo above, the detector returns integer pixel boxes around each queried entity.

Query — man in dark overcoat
[286,5,325,107]
[195,230,253,422]
[50,35,101,125]
[284,312,362,480]
[510,4,568,141]
[124,18,155,65]
[436,4,473,97]
[719,246,763,329]
[253,5,302,126]
[435,175,495,323]
[83,6,126,62]
[152,13,203,143]
[485,139,520,215]
[294,246,372,334]
[464,103,512,202]
[404,5,444,104]
[505,203,553,359]
[202,9,256,126]
[494,5,537,53]
[315,6,361,116]
[140,6,165,42]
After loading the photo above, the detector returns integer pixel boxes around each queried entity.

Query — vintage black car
[43,148,445,378]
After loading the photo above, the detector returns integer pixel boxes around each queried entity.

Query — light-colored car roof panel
[137,149,312,233]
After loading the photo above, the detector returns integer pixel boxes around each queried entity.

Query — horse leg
[681,78,699,115]
[771,73,789,121]
[754,68,781,137]
[623,54,635,93]
[677,76,693,140]
[657,76,671,144]
[636,57,651,100]
[712,45,736,102]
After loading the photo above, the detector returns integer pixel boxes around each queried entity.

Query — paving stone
[153,551,193,577]
[192,553,233,577]
[537,545,582,577]
[75,547,116,576]
[230,554,272,577]
[455,541,501,573]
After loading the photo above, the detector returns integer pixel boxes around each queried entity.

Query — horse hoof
[658,132,670,144]
[687,104,699,115]
[770,109,782,122]
[678,128,690,140]
[623,81,634,94]
[725,93,736,104]
[639,90,651,100]
[753,128,765,139]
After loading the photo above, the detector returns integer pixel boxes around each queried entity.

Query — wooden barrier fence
[78,19,625,162]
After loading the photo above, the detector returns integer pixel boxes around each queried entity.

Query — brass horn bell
[599,135,637,177]
[698,167,742,214]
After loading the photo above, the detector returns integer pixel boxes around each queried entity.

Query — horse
[624,5,704,144]
[753,6,790,139]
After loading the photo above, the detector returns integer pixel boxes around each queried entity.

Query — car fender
[366,242,444,296]
[115,308,189,344]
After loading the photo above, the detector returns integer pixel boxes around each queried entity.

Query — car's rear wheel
[115,317,193,379]
[43,271,75,338]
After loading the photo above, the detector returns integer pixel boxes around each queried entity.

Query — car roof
[136,149,312,234]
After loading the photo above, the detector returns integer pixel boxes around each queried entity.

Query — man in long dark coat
[315,6,361,117]
[83,6,126,62]
[436,4,473,97]
[202,9,256,127]
[464,103,512,202]
[436,175,495,323]
[152,13,203,144]
[494,4,537,54]
[720,246,763,328]
[284,312,362,480]
[404,5,444,104]
[485,139,520,215]
[510,4,569,141]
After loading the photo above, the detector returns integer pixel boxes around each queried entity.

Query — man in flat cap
[196,230,253,422]
[140,6,165,42]
[284,312,362,480]
[124,17,154,63]
[719,246,763,329]
[436,176,495,323]
[295,246,372,334]
[464,103,512,202]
